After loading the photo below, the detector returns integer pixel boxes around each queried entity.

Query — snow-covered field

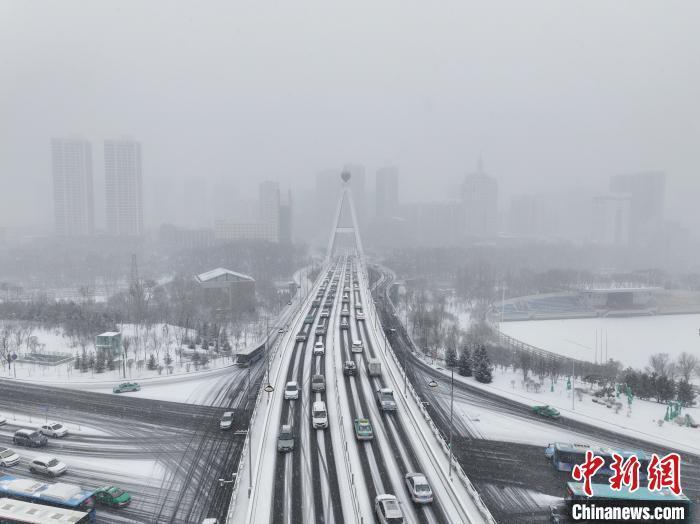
[426,357,700,455]
[499,314,700,369]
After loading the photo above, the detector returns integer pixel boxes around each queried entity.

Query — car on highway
[404,472,433,504]
[544,443,555,459]
[341,318,349,330]
[312,401,328,429]
[311,374,326,392]
[377,388,397,412]
[356,311,365,320]
[0,447,20,467]
[320,309,330,318]
[39,422,68,438]
[113,382,141,394]
[220,411,234,430]
[355,302,362,309]
[304,315,314,324]
[296,332,307,342]
[13,429,47,448]
[313,341,325,356]
[341,308,350,317]
[315,325,326,336]
[354,418,373,440]
[533,405,560,419]
[277,424,295,453]
[284,381,299,400]
[94,485,132,508]
[343,360,357,376]
[277,327,286,334]
[375,494,404,523]
[29,455,67,477]
[351,339,363,353]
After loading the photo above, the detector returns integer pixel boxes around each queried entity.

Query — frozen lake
[499,313,700,369]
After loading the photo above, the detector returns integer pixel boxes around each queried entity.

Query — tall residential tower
[105,138,143,236]
[52,137,94,236]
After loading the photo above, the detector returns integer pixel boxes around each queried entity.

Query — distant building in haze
[51,137,94,236]
[259,180,281,240]
[376,166,399,218]
[461,158,498,237]
[609,171,665,247]
[591,194,632,245]
[279,190,293,244]
[104,137,143,236]
[401,201,465,246]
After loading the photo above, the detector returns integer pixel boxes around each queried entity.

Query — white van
[312,401,328,429]
[351,339,363,353]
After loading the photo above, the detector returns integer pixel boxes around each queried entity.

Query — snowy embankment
[426,357,700,455]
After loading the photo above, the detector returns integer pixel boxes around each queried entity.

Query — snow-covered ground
[499,314,700,369]
[425,357,700,455]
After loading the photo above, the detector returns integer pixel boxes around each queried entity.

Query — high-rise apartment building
[609,171,665,247]
[51,137,94,236]
[376,166,399,218]
[105,138,143,236]
[461,158,498,237]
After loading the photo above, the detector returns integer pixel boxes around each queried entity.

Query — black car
[13,429,48,448]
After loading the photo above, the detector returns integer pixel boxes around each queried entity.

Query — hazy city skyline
[2,1,698,235]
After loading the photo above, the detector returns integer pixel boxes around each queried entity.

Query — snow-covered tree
[457,346,472,377]
[474,345,493,384]
[445,346,457,369]
[677,379,695,407]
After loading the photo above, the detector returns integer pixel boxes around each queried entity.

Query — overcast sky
[1,1,698,229]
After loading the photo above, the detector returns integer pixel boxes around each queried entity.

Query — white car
[220,411,234,430]
[312,401,328,429]
[39,422,68,438]
[284,381,299,400]
[29,455,67,477]
[404,472,433,504]
[0,447,20,467]
[375,494,404,523]
[313,341,325,356]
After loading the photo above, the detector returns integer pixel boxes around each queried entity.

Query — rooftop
[195,267,255,284]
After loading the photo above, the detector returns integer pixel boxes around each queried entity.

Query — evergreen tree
[654,375,675,403]
[677,379,695,407]
[445,346,457,369]
[74,354,81,370]
[164,352,173,366]
[200,353,210,367]
[457,346,472,377]
[147,353,157,370]
[474,345,493,384]
[107,356,115,371]
[94,350,106,373]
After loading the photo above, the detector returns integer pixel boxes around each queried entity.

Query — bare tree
[676,352,698,382]
[648,353,672,378]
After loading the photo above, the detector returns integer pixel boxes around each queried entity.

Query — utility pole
[572,359,575,411]
[449,366,454,479]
